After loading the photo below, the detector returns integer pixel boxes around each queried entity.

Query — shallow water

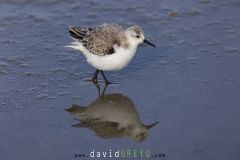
[0,0,240,160]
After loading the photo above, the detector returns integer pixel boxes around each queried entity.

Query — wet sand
[0,0,240,160]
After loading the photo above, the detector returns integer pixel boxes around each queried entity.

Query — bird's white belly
[85,46,137,71]
[65,42,137,71]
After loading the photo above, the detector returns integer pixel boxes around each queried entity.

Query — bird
[65,23,156,84]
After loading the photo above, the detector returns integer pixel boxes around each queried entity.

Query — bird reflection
[65,83,158,142]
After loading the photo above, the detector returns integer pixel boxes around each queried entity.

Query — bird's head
[125,26,156,47]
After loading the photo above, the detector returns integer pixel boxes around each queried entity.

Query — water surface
[0,0,240,160]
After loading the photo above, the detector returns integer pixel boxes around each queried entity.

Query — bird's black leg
[94,81,101,96]
[101,82,109,96]
[92,69,99,83]
[100,70,111,84]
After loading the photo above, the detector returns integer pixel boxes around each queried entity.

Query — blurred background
[0,0,240,160]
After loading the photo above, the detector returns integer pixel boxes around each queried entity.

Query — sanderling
[66,23,156,83]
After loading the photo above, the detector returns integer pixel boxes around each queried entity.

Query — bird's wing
[69,24,124,56]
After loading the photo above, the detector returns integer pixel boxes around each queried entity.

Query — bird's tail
[64,41,83,51]
[65,104,86,114]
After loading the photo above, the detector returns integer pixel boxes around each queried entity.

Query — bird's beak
[145,121,159,129]
[143,39,156,47]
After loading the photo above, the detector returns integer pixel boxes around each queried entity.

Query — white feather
[65,41,138,71]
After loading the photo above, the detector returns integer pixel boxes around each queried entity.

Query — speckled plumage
[69,23,129,56]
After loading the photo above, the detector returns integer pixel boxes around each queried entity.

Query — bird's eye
[136,35,140,38]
